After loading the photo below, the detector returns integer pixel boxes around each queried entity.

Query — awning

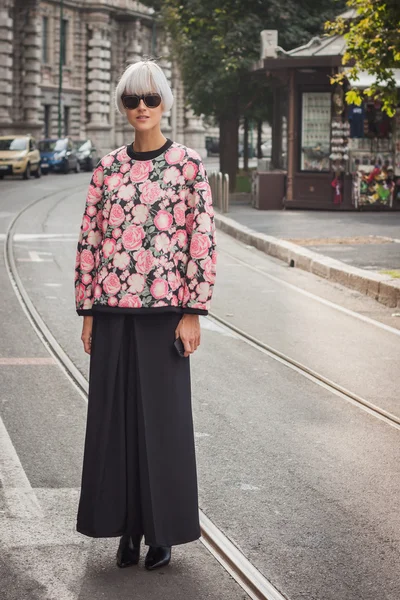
[348,69,400,89]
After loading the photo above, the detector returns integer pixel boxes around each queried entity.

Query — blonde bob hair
[115,60,174,115]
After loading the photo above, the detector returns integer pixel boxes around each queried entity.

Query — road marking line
[14,233,76,240]
[0,414,43,519]
[17,250,53,262]
[0,357,56,365]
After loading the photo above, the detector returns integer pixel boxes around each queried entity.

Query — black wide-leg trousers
[76,312,201,547]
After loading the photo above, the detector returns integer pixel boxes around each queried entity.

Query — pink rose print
[201,256,215,283]
[190,233,211,259]
[118,183,136,201]
[75,250,80,268]
[118,294,142,308]
[168,271,181,291]
[122,225,145,251]
[87,230,102,247]
[109,204,125,227]
[101,219,108,234]
[196,212,211,233]
[173,202,186,226]
[165,146,186,164]
[108,296,118,307]
[182,161,199,181]
[172,230,188,248]
[82,215,90,232]
[188,190,199,209]
[92,166,104,187]
[135,249,155,274]
[76,283,85,303]
[117,148,130,163]
[196,282,210,302]
[97,212,104,231]
[187,148,202,161]
[154,210,173,231]
[150,278,169,300]
[186,260,198,279]
[94,284,102,299]
[154,232,171,252]
[86,185,102,206]
[120,162,130,173]
[104,172,123,191]
[153,300,168,307]
[113,251,130,270]
[112,227,122,239]
[163,166,180,186]
[83,298,93,309]
[102,238,116,258]
[178,285,191,305]
[132,204,149,224]
[194,180,212,204]
[81,273,92,285]
[127,273,145,293]
[186,213,194,235]
[140,180,162,205]
[87,205,97,217]
[80,249,95,273]
[101,154,114,168]
[171,296,179,306]
[130,160,153,183]
[103,273,121,296]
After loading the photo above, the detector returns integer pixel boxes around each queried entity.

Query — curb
[215,213,400,309]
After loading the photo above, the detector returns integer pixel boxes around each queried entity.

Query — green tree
[325,0,400,116]
[145,0,346,187]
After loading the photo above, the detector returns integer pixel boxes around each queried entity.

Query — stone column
[86,14,112,155]
[157,36,172,137]
[22,7,42,129]
[184,107,206,157]
[0,1,13,131]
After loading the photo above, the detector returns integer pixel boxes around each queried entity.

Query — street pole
[57,0,64,138]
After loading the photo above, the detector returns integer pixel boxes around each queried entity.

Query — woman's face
[123,92,164,132]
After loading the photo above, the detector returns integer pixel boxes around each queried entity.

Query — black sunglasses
[121,93,162,110]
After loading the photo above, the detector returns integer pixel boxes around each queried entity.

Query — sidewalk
[215,201,400,308]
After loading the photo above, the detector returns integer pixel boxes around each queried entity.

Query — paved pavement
[1,174,400,599]
[226,200,400,272]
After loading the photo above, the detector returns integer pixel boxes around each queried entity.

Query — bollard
[217,172,223,211]
[223,173,229,213]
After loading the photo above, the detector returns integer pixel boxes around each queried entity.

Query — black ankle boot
[145,545,171,570]
[116,533,142,568]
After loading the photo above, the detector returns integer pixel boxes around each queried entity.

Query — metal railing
[209,171,229,213]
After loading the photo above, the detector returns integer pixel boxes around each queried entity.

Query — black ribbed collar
[126,138,173,161]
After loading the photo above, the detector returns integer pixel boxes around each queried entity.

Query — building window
[61,19,68,66]
[44,105,51,138]
[42,16,49,63]
[64,106,70,136]
[300,92,331,172]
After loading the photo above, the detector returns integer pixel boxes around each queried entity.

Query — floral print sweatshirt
[75,138,217,317]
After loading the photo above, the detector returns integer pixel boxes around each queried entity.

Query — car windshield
[0,138,27,151]
[76,141,91,152]
[39,139,67,152]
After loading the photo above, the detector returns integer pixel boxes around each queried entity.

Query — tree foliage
[325,0,400,116]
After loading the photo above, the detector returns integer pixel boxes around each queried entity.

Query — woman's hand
[175,314,201,357]
[81,316,93,355]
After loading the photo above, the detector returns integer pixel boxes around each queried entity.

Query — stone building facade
[0,0,207,157]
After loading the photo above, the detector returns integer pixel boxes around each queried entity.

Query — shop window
[42,16,49,63]
[300,92,331,172]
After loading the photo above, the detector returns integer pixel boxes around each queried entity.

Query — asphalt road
[1,173,400,600]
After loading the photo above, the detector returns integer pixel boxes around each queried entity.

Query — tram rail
[4,187,289,600]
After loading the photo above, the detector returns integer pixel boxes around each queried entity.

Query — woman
[74,59,217,571]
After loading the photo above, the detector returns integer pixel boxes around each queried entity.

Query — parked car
[74,139,98,171]
[0,135,41,179]
[39,137,80,174]
[205,136,220,156]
